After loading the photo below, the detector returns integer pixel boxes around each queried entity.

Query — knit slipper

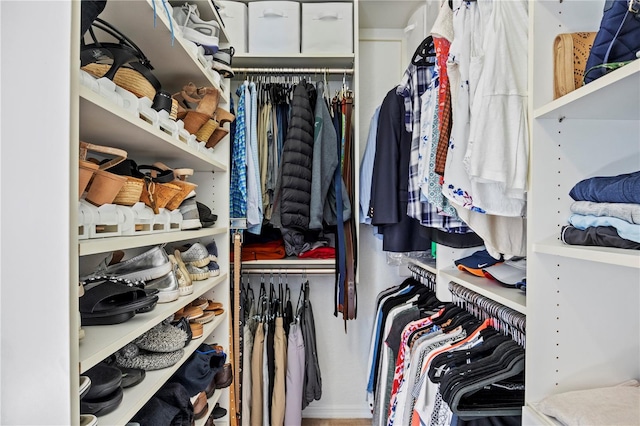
[115,343,184,371]
[134,322,188,353]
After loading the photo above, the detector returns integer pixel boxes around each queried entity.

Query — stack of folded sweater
[562,171,640,250]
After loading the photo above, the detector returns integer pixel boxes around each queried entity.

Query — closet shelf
[80,274,227,373]
[79,227,227,257]
[407,258,438,275]
[534,59,639,120]
[80,87,226,172]
[533,235,640,269]
[240,258,335,269]
[232,53,355,69]
[522,404,562,426]
[438,266,527,314]
[97,311,228,426]
[97,0,228,99]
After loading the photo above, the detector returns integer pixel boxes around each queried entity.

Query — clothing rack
[241,268,335,275]
[407,262,436,291]
[232,67,354,75]
[449,282,526,347]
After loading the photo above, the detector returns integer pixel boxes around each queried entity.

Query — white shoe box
[302,2,353,54]
[249,1,300,54]
[218,1,248,53]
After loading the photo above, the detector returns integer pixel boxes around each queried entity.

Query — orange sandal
[205,126,229,149]
[173,83,221,136]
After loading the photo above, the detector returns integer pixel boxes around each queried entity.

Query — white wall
[1,1,74,424]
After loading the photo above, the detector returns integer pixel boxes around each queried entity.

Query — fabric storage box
[302,2,353,54]
[248,1,300,54]
[217,1,248,54]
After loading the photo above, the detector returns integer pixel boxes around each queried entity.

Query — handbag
[553,32,597,99]
[583,0,640,84]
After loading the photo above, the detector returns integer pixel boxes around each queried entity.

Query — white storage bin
[248,1,300,54]
[217,1,248,53]
[302,2,352,54]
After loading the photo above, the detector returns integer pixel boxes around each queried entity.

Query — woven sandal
[80,141,128,206]
[173,83,221,136]
[81,18,162,100]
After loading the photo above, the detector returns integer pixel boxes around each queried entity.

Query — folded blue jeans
[569,170,640,204]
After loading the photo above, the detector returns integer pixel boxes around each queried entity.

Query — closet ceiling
[358,0,424,29]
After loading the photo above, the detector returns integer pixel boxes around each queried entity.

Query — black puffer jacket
[279,82,316,230]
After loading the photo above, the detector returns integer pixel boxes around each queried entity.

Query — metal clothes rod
[241,268,335,275]
[232,67,354,75]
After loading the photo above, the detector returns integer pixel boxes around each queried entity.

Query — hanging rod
[241,268,335,275]
[233,67,354,75]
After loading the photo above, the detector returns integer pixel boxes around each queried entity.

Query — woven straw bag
[553,32,597,99]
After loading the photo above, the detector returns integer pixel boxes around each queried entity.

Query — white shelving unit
[76,0,233,424]
[97,311,228,426]
[80,275,228,372]
[79,87,227,172]
[439,266,527,314]
[526,1,640,422]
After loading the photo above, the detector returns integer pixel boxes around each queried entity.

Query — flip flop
[80,278,158,326]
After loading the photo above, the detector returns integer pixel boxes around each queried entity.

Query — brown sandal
[173,83,221,136]
[205,127,229,149]
[80,141,128,206]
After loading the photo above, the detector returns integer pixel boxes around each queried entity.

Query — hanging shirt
[359,106,381,225]
[465,0,528,217]
[247,82,264,234]
[230,85,247,219]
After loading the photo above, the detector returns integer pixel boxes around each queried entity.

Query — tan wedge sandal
[80,141,128,206]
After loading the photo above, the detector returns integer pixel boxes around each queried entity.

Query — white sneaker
[173,3,220,53]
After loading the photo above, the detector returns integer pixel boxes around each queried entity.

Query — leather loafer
[214,363,233,389]
[191,391,208,420]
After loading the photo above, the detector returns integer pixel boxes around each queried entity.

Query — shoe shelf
[80,87,226,172]
[534,59,640,120]
[522,404,562,426]
[232,53,355,69]
[97,0,228,101]
[80,273,227,373]
[79,227,227,257]
[438,266,527,314]
[97,310,228,426]
[533,235,640,269]
[194,388,224,426]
